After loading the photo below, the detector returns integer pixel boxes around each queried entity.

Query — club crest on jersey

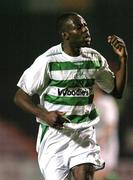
[58,88,89,96]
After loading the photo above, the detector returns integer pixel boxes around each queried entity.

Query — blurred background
[0,0,133,179]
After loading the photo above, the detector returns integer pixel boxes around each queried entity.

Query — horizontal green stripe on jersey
[49,79,95,88]
[49,60,101,71]
[40,108,98,142]
[44,94,94,106]
[65,108,98,123]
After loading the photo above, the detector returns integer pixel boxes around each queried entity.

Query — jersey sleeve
[17,55,50,96]
[95,54,115,93]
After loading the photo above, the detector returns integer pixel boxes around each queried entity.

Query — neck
[62,43,80,57]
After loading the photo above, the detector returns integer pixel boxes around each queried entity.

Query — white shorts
[37,122,105,180]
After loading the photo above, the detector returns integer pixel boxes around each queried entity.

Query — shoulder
[46,44,62,57]
[80,47,106,61]
[40,44,62,58]
[80,47,100,55]
[33,44,62,65]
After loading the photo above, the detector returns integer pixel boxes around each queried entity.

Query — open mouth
[84,36,91,43]
[85,36,91,41]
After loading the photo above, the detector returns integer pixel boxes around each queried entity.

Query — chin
[82,40,91,47]
[81,43,90,47]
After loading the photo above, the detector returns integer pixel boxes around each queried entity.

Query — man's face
[65,15,91,48]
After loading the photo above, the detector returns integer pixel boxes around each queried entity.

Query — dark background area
[0,0,133,158]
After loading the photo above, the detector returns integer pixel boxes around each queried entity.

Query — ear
[61,32,69,40]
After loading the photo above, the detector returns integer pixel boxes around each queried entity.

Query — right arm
[14,88,66,128]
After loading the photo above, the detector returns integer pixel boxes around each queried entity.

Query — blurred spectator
[94,85,119,180]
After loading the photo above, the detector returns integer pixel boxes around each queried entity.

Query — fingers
[107,35,128,58]
[56,115,71,124]
[56,111,66,116]
[56,111,71,122]
[107,35,125,49]
[62,116,71,123]
[51,111,70,129]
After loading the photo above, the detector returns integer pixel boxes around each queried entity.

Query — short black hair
[56,12,79,35]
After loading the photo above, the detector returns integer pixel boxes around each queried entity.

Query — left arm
[108,35,128,98]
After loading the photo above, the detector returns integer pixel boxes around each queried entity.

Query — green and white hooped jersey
[17,44,114,125]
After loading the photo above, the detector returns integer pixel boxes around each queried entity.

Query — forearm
[107,35,128,98]
[14,88,67,128]
[14,88,48,119]
[113,56,127,98]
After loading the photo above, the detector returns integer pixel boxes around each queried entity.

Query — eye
[76,23,88,31]
[76,24,82,30]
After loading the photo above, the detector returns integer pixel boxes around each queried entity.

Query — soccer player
[14,12,128,180]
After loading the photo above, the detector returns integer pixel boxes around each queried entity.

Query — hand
[44,111,69,129]
[107,35,128,58]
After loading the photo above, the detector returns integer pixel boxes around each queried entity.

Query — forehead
[67,15,87,27]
